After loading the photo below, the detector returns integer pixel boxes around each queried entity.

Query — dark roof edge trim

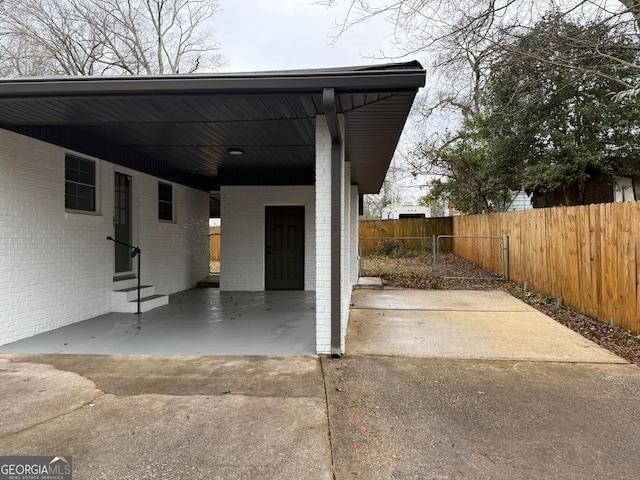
[0,63,426,98]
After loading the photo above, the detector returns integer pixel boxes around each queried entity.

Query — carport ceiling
[0,62,425,216]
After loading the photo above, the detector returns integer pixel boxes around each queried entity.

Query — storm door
[265,206,304,290]
[114,172,133,274]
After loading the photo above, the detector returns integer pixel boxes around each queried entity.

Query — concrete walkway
[348,289,625,363]
[2,288,640,479]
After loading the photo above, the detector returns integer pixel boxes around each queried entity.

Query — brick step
[111,285,155,302]
[111,286,169,313]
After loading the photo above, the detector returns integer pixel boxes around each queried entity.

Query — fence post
[432,234,437,274]
[359,237,363,277]
[504,234,510,280]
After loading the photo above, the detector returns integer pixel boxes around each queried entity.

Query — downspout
[323,87,342,358]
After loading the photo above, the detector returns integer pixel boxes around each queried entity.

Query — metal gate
[432,235,509,280]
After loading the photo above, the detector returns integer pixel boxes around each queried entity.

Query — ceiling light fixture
[227,147,245,155]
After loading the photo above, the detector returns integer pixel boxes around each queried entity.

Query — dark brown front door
[265,206,304,290]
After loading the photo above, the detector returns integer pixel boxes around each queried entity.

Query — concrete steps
[197,274,219,288]
[356,277,384,289]
[111,286,169,313]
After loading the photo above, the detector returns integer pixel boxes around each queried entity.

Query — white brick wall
[0,128,209,346]
[136,176,209,295]
[220,185,316,291]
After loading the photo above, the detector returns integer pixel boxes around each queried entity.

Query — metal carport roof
[0,61,425,216]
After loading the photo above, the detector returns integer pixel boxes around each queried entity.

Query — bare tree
[0,0,224,76]
[322,0,640,96]
[362,173,404,219]
[324,1,640,50]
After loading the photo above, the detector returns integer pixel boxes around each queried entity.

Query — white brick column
[350,185,359,285]
[315,115,332,354]
[340,161,351,349]
[315,114,348,354]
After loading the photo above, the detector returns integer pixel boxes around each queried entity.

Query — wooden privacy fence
[453,202,640,333]
[209,226,220,261]
[434,234,507,279]
[359,218,453,256]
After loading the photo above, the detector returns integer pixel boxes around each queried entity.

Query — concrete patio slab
[347,289,626,363]
[0,289,316,356]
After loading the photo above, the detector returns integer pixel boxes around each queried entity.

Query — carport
[0,62,426,354]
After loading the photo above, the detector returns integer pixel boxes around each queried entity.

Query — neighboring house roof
[0,62,425,216]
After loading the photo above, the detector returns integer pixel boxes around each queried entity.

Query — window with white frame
[158,181,174,221]
[65,154,96,212]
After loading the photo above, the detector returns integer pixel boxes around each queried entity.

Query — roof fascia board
[0,70,426,98]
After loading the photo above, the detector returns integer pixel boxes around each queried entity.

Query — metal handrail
[106,236,141,315]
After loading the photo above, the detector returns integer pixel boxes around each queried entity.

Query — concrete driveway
[2,288,640,479]
[0,355,332,480]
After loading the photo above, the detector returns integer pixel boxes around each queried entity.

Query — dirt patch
[361,255,640,366]
[361,255,435,289]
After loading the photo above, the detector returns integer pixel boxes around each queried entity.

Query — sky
[214,0,406,72]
